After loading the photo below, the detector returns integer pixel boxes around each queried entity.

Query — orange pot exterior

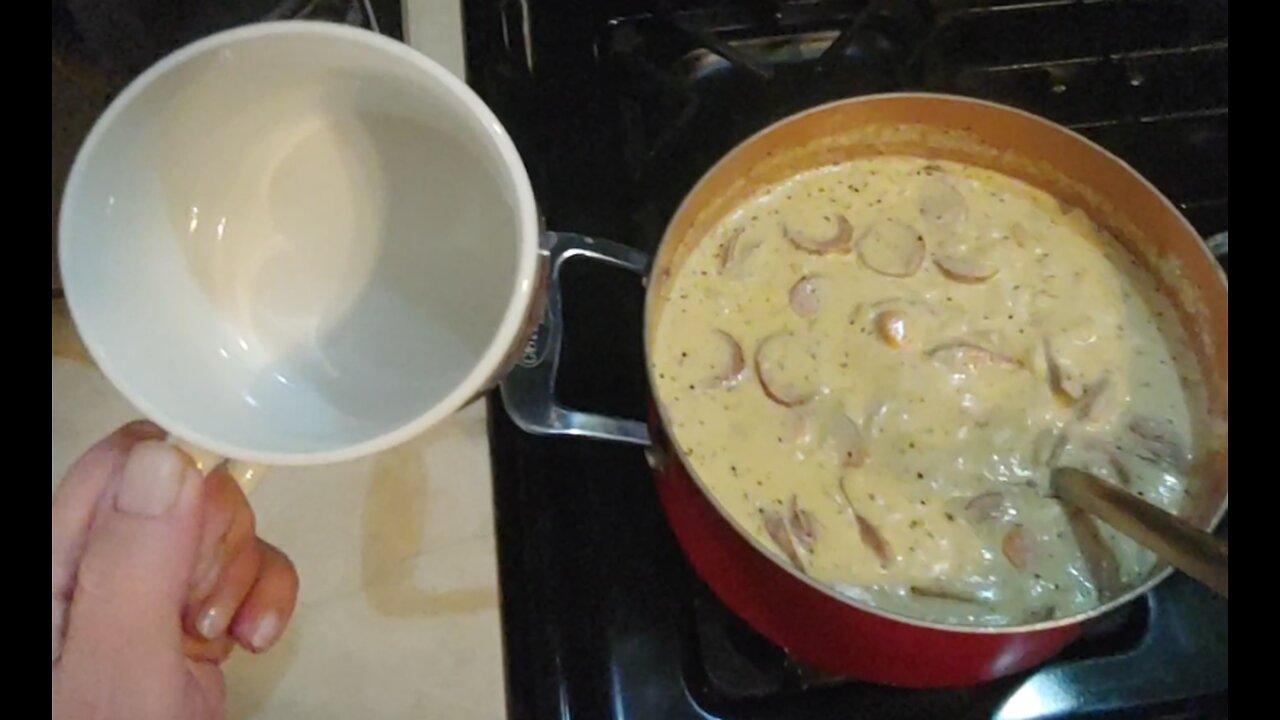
[642,95,1228,688]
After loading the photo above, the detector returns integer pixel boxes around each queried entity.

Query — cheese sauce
[652,156,1206,626]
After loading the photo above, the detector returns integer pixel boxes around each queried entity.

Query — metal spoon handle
[1052,468,1227,598]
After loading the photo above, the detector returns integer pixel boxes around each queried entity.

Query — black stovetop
[465,2,1228,719]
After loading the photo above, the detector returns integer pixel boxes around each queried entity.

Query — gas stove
[472,1,1228,718]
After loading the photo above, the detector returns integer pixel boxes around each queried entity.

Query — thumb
[59,440,205,679]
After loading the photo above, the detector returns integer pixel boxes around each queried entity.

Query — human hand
[52,422,299,719]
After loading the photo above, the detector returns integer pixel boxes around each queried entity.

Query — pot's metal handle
[1205,231,1227,259]
[500,231,653,446]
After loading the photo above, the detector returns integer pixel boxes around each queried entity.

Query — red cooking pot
[500,93,1228,688]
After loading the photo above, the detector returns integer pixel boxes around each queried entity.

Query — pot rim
[643,91,1228,636]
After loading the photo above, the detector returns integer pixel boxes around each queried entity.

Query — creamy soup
[651,156,1207,626]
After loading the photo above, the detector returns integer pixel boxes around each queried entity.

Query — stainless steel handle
[500,231,653,446]
[1205,230,1228,259]
[1051,468,1228,598]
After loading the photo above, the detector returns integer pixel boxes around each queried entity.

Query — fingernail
[197,604,230,640]
[249,612,282,652]
[116,441,198,517]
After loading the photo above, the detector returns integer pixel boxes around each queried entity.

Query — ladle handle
[1052,468,1227,598]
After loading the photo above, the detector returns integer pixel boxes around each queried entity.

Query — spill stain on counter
[361,440,498,618]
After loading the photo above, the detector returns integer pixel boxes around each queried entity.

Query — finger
[230,541,300,653]
[188,463,256,604]
[182,633,237,665]
[186,539,262,641]
[52,421,165,664]
[184,661,227,719]
[59,441,204,678]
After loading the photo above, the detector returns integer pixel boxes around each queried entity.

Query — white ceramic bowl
[59,21,540,466]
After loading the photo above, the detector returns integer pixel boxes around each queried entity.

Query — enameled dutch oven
[501,93,1228,688]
